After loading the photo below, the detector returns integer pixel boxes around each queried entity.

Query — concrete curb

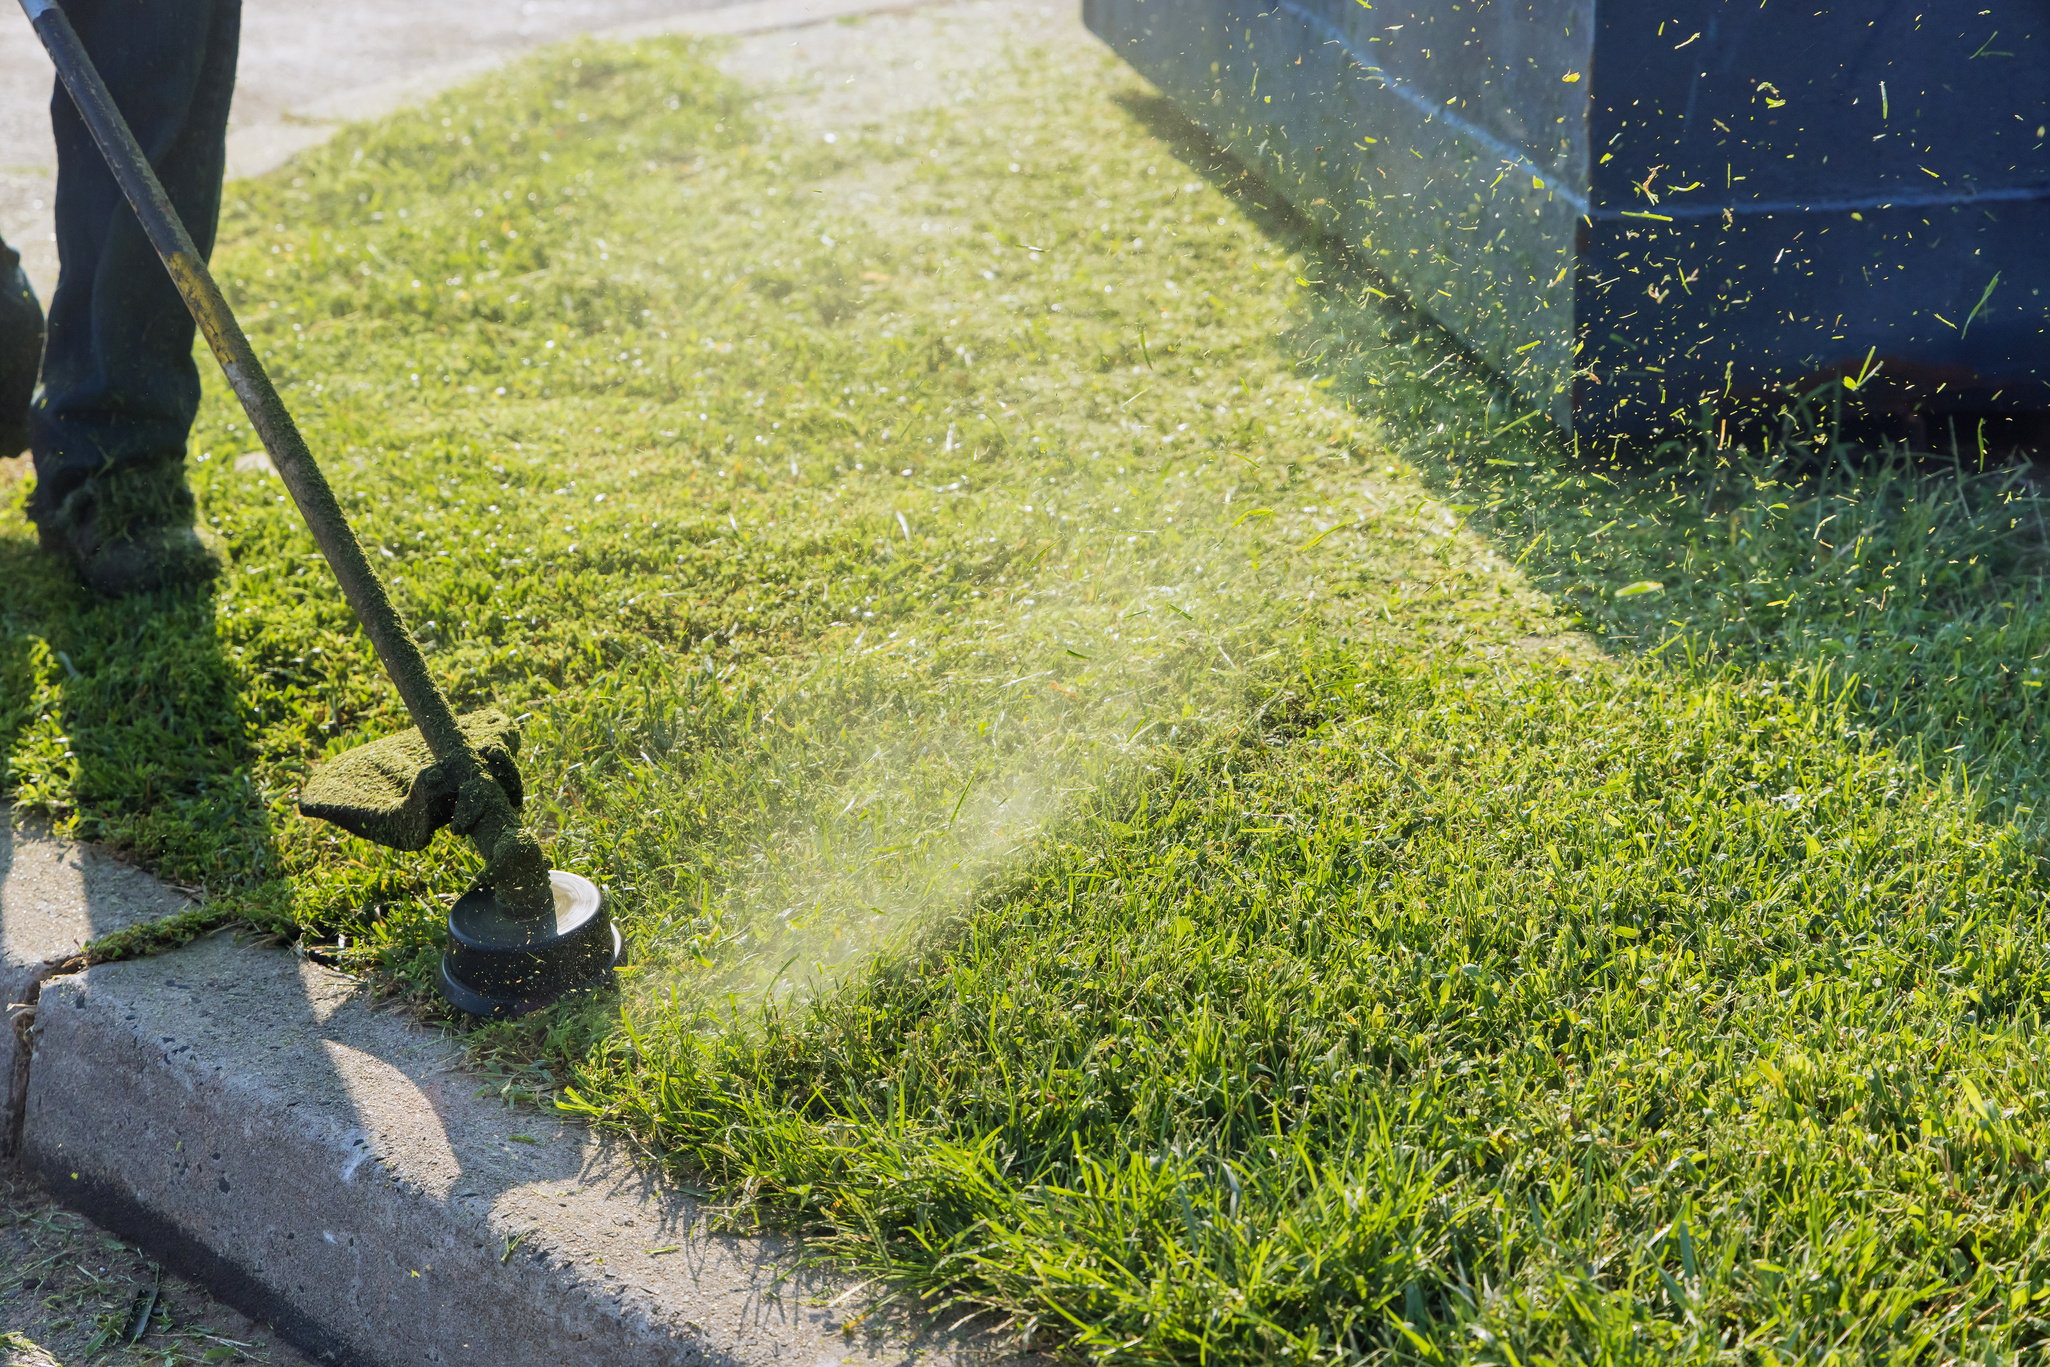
[1,822,193,1157]
[14,928,1014,1366]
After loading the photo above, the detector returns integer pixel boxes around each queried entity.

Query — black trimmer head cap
[438,869,622,1018]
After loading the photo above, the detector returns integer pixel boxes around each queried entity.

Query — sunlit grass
[7,4,2050,1362]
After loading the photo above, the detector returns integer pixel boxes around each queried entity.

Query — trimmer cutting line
[19,0,621,1016]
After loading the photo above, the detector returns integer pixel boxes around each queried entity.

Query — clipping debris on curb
[15,930,1013,1366]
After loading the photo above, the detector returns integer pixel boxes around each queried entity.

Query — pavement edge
[16,932,1014,1367]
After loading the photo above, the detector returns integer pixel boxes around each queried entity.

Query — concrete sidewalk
[0,0,706,299]
[0,0,941,300]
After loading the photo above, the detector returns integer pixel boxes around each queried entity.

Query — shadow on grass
[0,522,278,910]
[1117,88,2050,836]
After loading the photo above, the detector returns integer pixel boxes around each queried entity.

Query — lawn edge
[13,921,1023,1366]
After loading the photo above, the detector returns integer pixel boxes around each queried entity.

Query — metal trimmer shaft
[20,0,620,1013]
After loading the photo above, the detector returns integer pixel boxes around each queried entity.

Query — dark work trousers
[0,0,241,515]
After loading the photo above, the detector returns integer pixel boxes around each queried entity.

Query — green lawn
[6,4,2050,1362]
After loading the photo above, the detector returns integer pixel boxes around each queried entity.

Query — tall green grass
[1302,288,2050,831]
[5,7,2050,1362]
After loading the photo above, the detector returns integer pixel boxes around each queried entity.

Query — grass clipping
[8,4,2050,1365]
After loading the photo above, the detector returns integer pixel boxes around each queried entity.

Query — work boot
[32,458,225,596]
[0,245,40,460]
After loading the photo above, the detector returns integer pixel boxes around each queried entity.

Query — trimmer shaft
[18,0,621,1015]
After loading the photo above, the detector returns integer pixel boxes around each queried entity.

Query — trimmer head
[20,0,614,1019]
[438,869,623,1018]
[306,713,620,1015]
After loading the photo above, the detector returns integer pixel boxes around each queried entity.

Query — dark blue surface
[1582,4,2050,432]
[1086,0,2050,436]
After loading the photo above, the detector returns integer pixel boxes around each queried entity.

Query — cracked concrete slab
[19,932,1016,1366]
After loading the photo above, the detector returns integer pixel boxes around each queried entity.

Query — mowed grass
[5,3,2050,1362]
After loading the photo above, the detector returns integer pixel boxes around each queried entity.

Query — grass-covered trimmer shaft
[18,0,620,1016]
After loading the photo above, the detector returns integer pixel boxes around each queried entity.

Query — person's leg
[29,0,240,592]
[0,234,42,461]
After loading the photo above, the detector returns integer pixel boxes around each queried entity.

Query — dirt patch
[0,1176,309,1367]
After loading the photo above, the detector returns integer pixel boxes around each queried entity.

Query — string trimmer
[18,0,621,1016]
